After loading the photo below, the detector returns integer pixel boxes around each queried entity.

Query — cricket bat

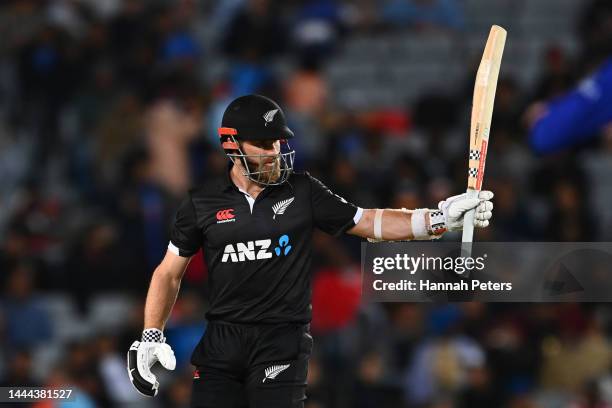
[462,25,506,253]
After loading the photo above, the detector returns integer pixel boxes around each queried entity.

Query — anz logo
[222,235,292,263]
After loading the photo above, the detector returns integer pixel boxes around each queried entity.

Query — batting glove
[127,328,176,397]
[438,190,494,231]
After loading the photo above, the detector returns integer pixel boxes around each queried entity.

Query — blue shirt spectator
[529,57,612,154]
[382,0,465,30]
[1,264,53,350]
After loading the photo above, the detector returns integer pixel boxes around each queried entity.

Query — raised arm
[347,191,494,241]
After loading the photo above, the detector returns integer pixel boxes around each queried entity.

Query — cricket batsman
[126,94,494,407]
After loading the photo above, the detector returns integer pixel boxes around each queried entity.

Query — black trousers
[190,321,313,408]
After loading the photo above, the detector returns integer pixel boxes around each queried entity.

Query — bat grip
[460,189,479,261]
[461,189,478,242]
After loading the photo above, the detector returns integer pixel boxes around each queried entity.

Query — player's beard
[244,155,281,185]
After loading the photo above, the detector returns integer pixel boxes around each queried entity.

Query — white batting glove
[127,328,176,397]
[438,190,494,231]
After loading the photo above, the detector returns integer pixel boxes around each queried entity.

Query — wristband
[410,209,429,239]
[142,328,164,343]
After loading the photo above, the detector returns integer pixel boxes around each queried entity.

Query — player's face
[239,139,282,184]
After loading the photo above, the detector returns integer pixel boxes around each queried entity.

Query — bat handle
[460,188,479,260]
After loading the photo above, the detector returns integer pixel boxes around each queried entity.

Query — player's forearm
[349,193,493,240]
[371,208,414,240]
[143,265,183,330]
[353,208,443,241]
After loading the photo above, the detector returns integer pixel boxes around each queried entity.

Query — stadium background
[1,0,612,407]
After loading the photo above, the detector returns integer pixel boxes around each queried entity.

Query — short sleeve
[168,194,202,257]
[308,173,362,236]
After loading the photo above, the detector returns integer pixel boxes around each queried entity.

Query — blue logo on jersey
[275,235,292,256]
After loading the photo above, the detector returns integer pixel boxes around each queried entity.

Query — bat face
[467,25,506,191]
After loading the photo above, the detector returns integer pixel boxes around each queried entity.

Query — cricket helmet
[218,94,295,186]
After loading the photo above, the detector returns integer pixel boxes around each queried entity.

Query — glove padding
[439,190,494,231]
[127,338,176,397]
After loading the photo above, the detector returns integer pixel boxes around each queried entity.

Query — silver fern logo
[263,364,290,383]
[263,109,279,126]
[272,197,295,220]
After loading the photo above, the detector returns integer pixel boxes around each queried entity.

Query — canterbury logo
[272,197,294,220]
[216,209,235,223]
[263,109,279,126]
[263,364,290,383]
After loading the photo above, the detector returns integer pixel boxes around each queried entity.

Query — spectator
[1,262,52,350]
[221,0,288,60]
[404,305,486,405]
[290,0,345,62]
[0,349,39,387]
[381,0,465,31]
[350,350,405,408]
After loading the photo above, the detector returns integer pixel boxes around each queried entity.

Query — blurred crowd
[1,0,612,407]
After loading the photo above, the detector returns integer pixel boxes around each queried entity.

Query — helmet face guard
[219,127,295,186]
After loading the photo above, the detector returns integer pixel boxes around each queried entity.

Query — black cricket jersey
[168,166,363,324]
